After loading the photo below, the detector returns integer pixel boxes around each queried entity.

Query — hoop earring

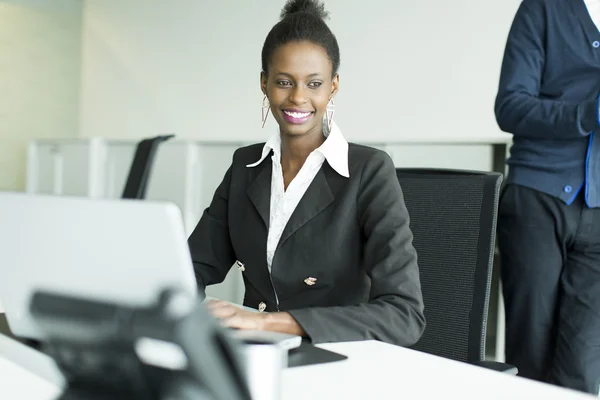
[261,95,270,128]
[325,97,335,132]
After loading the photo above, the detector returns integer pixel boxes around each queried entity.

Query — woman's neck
[280,131,325,173]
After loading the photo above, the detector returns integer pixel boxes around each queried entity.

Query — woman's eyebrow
[273,72,323,78]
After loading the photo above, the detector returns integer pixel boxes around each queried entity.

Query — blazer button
[236,260,245,272]
[258,302,266,312]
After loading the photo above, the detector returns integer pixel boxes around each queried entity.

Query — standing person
[187,0,425,346]
[495,0,600,393]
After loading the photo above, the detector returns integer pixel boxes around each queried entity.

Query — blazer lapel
[277,167,334,249]
[247,160,272,228]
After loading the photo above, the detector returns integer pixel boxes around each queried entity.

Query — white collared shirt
[585,0,600,31]
[247,121,350,271]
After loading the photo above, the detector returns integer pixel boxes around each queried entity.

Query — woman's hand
[206,299,266,330]
[207,299,307,336]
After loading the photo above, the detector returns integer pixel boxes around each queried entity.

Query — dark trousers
[497,184,600,394]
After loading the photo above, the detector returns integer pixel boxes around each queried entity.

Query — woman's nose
[289,85,308,105]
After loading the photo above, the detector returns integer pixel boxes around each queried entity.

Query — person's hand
[206,299,266,330]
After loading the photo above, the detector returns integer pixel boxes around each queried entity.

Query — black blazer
[188,143,425,346]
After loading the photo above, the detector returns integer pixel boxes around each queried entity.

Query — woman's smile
[282,109,314,124]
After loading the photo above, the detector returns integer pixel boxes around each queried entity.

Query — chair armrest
[470,360,518,375]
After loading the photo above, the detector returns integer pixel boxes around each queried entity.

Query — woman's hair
[261,0,340,76]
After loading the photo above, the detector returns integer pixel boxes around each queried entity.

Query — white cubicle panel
[143,141,200,236]
[102,141,136,199]
[26,139,106,197]
[386,144,493,171]
[102,140,200,235]
[194,144,239,209]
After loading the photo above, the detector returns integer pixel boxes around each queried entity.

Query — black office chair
[396,168,516,374]
[121,134,175,199]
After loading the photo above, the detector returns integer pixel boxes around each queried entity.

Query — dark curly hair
[261,0,340,76]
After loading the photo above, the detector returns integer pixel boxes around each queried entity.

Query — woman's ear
[260,72,268,96]
[331,74,340,98]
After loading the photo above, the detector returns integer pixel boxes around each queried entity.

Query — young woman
[188,0,425,346]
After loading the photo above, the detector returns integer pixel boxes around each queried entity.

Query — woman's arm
[262,312,306,336]
[207,299,306,335]
[187,164,236,292]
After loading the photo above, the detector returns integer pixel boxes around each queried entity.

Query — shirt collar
[246,121,350,178]
[246,130,282,167]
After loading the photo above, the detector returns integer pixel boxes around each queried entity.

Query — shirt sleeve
[494,0,598,139]
[288,151,426,347]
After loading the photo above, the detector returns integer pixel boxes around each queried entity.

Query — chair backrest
[396,168,502,363]
[121,134,174,199]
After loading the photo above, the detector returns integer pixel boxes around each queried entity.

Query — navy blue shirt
[495,0,600,207]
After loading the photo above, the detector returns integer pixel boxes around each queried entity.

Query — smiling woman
[187,0,426,347]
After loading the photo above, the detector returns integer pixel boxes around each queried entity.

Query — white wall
[79,0,520,143]
[0,0,82,191]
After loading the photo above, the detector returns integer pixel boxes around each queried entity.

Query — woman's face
[261,40,339,139]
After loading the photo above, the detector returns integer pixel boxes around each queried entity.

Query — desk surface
[283,341,595,399]
[0,334,594,400]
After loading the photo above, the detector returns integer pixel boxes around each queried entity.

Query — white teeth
[284,110,311,118]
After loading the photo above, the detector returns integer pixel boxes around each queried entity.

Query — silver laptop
[230,329,302,351]
[0,192,301,351]
[0,192,198,340]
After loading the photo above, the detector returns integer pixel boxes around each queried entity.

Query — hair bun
[280,0,329,20]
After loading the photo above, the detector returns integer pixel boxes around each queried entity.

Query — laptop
[230,329,302,351]
[0,192,302,352]
[0,192,198,341]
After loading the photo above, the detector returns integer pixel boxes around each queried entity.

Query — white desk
[0,334,63,400]
[0,334,594,400]
[283,341,595,399]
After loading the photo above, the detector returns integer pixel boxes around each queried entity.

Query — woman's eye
[308,82,323,88]
[277,80,292,87]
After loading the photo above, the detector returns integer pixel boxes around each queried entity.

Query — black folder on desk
[287,340,348,368]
